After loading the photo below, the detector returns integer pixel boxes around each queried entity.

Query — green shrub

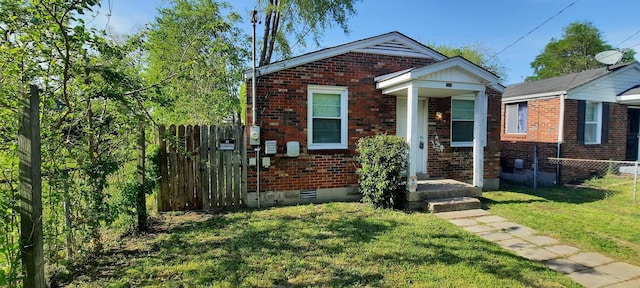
[356,134,408,209]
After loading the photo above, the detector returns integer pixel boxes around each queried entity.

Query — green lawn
[483,176,640,267]
[65,202,579,287]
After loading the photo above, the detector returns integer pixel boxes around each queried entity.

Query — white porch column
[473,90,487,188]
[407,85,419,192]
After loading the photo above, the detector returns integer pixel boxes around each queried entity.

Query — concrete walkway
[435,209,640,288]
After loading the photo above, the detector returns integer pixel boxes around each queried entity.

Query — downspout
[556,93,566,185]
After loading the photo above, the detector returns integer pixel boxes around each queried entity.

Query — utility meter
[250,126,260,146]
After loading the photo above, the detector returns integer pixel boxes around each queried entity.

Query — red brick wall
[500,97,629,184]
[426,89,501,183]
[560,100,628,183]
[501,97,561,143]
[246,52,502,192]
[485,89,502,181]
[501,97,562,175]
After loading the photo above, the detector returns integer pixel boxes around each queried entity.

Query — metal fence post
[634,161,638,202]
[533,145,538,191]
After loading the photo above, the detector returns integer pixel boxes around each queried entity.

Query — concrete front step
[406,179,481,202]
[426,197,481,213]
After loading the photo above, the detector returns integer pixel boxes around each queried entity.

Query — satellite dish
[595,50,624,65]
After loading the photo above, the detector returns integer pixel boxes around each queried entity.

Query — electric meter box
[249,126,260,146]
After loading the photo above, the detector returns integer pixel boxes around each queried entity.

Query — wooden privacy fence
[157,124,247,212]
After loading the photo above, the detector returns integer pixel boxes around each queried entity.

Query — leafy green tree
[528,21,636,81]
[257,0,360,66]
[431,42,507,82]
[144,0,248,125]
[1,0,150,283]
[24,0,147,258]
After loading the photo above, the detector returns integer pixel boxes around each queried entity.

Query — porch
[375,57,503,193]
[405,178,482,212]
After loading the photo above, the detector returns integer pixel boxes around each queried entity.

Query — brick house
[501,61,640,185]
[245,32,503,207]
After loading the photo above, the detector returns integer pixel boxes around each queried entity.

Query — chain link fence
[500,144,639,202]
[547,157,639,202]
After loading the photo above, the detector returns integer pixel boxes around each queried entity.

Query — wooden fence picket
[209,126,220,209]
[233,125,242,207]
[158,125,170,211]
[200,125,210,210]
[168,125,178,210]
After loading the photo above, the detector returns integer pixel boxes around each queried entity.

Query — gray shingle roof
[504,62,635,99]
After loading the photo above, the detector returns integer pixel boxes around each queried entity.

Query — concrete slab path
[435,209,640,288]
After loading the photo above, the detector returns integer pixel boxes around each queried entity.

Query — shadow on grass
[369,232,562,287]
[65,207,395,287]
[489,182,613,204]
[63,205,577,287]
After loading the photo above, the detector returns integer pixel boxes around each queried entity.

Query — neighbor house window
[505,102,528,134]
[451,95,474,147]
[584,101,602,144]
[308,85,348,149]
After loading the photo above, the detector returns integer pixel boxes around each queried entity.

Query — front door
[397,97,428,174]
[626,108,640,161]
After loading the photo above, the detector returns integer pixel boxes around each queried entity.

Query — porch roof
[617,84,640,105]
[374,56,503,97]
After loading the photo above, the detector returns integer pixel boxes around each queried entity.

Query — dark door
[626,109,640,161]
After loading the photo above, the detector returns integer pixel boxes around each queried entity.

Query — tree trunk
[259,0,274,66]
[264,0,281,65]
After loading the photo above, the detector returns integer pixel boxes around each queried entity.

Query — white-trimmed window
[505,102,528,134]
[584,101,602,144]
[451,95,474,147]
[308,85,348,150]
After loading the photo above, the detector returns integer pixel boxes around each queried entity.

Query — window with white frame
[505,102,528,134]
[308,85,348,149]
[451,95,474,147]
[584,101,602,144]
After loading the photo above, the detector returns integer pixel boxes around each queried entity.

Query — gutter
[502,91,566,103]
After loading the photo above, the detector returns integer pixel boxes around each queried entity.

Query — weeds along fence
[0,169,21,288]
[5,85,151,286]
[547,157,639,202]
[158,124,247,212]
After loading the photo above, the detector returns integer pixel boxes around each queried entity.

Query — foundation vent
[300,190,317,199]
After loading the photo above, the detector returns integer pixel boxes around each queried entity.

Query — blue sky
[93,0,640,84]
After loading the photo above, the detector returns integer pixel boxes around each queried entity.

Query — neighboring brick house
[501,61,640,185]
[245,32,503,207]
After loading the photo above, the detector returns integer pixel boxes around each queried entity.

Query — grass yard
[483,176,640,267]
[65,202,579,287]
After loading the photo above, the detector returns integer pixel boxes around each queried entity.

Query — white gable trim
[412,57,498,84]
[567,63,640,102]
[376,57,503,93]
[245,32,446,78]
[354,39,442,58]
